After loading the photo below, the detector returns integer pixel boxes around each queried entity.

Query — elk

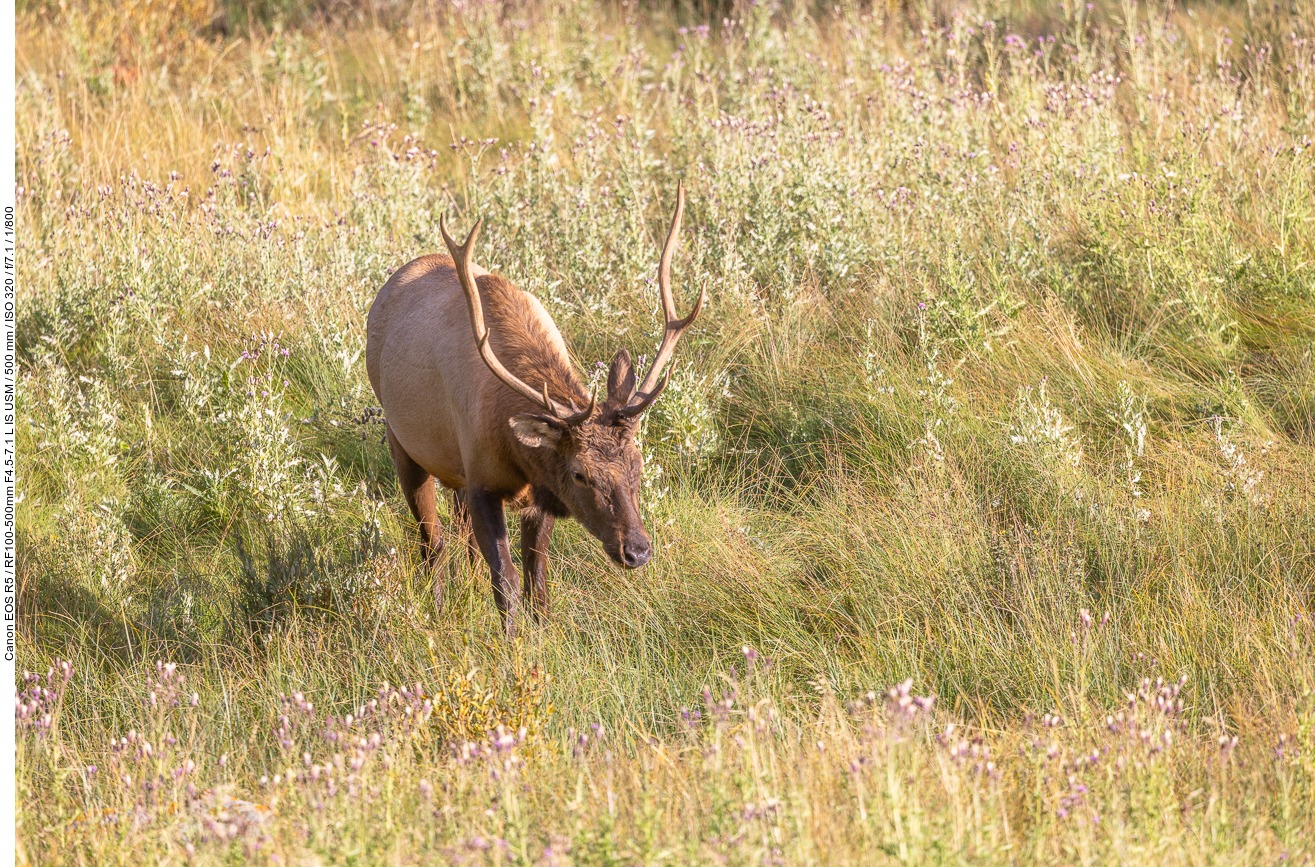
[365,185,703,635]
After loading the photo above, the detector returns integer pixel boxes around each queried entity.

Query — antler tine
[657,181,686,323]
[629,183,705,408]
[440,214,569,419]
[564,385,598,424]
[615,365,672,420]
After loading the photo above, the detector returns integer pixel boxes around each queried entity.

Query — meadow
[13,0,1315,862]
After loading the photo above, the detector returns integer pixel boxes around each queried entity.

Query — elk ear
[510,415,568,450]
[606,349,636,406]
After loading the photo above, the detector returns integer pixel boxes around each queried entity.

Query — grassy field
[13,0,1315,863]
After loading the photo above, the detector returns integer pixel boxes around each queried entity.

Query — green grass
[15,0,1315,863]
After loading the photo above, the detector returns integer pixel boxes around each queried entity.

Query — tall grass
[15,0,1315,863]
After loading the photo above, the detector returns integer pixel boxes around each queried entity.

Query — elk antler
[440,215,595,422]
[617,183,705,419]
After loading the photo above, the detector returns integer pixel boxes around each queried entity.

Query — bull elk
[365,185,703,635]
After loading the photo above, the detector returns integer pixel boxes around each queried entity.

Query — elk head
[440,184,704,569]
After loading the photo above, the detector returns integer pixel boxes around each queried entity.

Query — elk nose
[621,537,651,569]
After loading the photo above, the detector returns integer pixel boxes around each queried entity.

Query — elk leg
[451,489,480,567]
[386,425,443,565]
[465,488,521,638]
[520,507,555,622]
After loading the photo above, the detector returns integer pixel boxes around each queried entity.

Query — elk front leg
[387,425,444,565]
[465,488,522,637]
[520,507,555,622]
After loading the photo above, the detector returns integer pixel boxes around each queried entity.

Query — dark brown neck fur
[475,273,588,410]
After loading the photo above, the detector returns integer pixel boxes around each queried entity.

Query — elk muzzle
[618,533,652,569]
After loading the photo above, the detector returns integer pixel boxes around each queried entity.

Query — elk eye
[572,470,589,485]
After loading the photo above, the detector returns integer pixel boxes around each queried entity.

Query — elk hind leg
[386,425,444,566]
[451,489,480,567]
